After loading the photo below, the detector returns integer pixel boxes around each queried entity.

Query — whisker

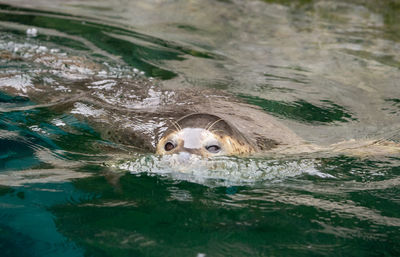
[207,119,223,131]
[204,121,213,130]
[174,120,182,131]
[169,120,181,132]
[210,129,225,134]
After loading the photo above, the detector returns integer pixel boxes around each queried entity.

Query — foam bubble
[70,102,105,117]
[107,154,332,186]
[26,28,38,37]
[0,74,34,94]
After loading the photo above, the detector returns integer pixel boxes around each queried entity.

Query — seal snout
[156,127,223,157]
[156,113,255,157]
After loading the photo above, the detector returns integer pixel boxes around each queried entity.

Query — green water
[1,1,400,256]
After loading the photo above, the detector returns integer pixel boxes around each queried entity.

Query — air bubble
[26,28,38,37]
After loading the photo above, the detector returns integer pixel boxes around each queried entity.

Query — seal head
[156,113,255,157]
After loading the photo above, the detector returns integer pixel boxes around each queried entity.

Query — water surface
[0,0,400,256]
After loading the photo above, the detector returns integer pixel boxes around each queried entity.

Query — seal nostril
[165,142,175,151]
[206,145,221,153]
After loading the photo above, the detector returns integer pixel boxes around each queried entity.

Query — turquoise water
[1,1,400,256]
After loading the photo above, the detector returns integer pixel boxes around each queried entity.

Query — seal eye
[164,142,175,151]
[206,145,221,153]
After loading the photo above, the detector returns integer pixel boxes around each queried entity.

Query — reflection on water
[47,158,400,257]
[239,94,356,124]
[0,0,400,256]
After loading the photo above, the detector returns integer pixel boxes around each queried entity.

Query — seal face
[156,113,255,157]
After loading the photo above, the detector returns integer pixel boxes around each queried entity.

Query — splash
[107,154,334,186]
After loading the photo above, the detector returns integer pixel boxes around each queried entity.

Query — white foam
[36,46,48,53]
[51,119,66,127]
[108,154,331,186]
[54,85,70,92]
[0,74,34,94]
[26,28,38,37]
[70,102,105,117]
[29,125,50,135]
[91,79,116,86]
[89,79,117,90]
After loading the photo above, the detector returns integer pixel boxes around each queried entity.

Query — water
[0,0,400,256]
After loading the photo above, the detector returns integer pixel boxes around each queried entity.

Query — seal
[156,113,255,157]
[0,44,398,159]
